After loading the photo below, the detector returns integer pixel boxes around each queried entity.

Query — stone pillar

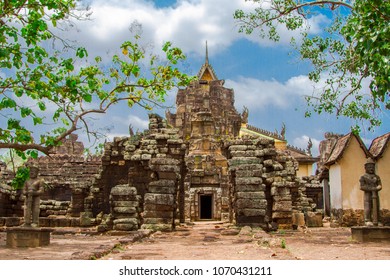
[142,158,180,231]
[228,140,268,228]
[110,184,140,231]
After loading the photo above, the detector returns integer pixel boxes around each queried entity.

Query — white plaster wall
[329,164,342,209]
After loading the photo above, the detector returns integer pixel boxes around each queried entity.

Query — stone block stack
[267,150,297,229]
[142,158,180,230]
[40,200,70,216]
[227,137,298,229]
[110,184,140,231]
[228,140,267,227]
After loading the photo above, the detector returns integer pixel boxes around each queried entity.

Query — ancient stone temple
[0,46,321,231]
[84,48,320,231]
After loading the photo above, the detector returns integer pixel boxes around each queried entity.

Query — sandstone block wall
[227,138,301,229]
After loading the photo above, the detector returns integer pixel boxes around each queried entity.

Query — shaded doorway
[199,194,213,220]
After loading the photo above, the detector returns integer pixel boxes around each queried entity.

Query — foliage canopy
[234,0,389,131]
[0,0,193,160]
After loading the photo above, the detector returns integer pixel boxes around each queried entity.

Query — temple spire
[205,41,209,65]
[197,41,218,81]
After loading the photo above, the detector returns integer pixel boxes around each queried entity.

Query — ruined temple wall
[0,185,22,217]
[90,114,186,230]
[226,137,299,229]
[27,154,101,218]
[331,208,390,227]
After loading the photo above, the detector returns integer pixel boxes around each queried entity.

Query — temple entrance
[199,194,213,220]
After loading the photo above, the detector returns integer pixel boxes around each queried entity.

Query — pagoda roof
[197,41,218,81]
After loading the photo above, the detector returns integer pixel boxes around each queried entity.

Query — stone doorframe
[189,187,222,221]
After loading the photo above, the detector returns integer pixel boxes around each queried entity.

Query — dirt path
[100,222,390,260]
[1,222,390,260]
[101,221,294,260]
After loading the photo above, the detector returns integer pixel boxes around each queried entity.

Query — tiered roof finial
[205,41,209,65]
[197,41,218,81]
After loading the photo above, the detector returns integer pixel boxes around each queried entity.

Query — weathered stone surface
[143,218,173,224]
[236,198,267,209]
[150,158,180,166]
[112,207,138,214]
[235,184,266,192]
[6,227,52,248]
[236,192,265,199]
[113,218,138,225]
[144,193,174,206]
[80,212,94,227]
[147,186,176,194]
[229,157,262,166]
[237,208,266,217]
[272,201,292,212]
[110,186,137,196]
[235,177,262,185]
[149,180,176,188]
[144,204,175,212]
[143,211,173,219]
[236,169,263,177]
[292,212,305,227]
[113,223,138,231]
[111,201,139,207]
[305,211,323,227]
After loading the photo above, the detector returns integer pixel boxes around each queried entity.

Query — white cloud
[225,74,314,111]
[293,135,321,156]
[68,0,329,58]
[112,114,149,132]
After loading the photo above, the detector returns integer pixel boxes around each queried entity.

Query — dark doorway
[199,194,213,220]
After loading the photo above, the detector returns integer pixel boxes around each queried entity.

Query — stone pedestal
[6,227,53,248]
[351,226,390,242]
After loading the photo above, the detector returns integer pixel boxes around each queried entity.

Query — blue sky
[3,0,388,157]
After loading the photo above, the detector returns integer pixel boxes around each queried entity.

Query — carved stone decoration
[241,106,249,124]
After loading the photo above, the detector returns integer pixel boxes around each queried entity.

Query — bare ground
[1,222,390,260]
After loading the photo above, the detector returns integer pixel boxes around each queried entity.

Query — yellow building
[324,133,369,213]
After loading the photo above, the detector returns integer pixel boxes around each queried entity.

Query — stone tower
[166,42,242,221]
[166,42,242,139]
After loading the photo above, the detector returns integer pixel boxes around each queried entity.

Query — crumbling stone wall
[26,134,101,218]
[1,114,323,231]
[0,134,101,226]
[331,209,390,227]
[89,114,185,231]
[226,137,299,229]
[30,154,101,216]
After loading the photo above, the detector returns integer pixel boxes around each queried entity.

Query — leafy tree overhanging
[235,0,389,132]
[0,0,193,159]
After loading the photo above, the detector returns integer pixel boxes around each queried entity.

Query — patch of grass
[281,238,287,249]
[113,243,125,251]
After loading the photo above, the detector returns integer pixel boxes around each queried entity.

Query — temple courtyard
[1,222,389,260]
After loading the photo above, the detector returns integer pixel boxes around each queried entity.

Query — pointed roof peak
[197,41,218,81]
[205,41,209,65]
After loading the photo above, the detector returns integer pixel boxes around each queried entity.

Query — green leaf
[11,167,30,190]
[83,94,92,103]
